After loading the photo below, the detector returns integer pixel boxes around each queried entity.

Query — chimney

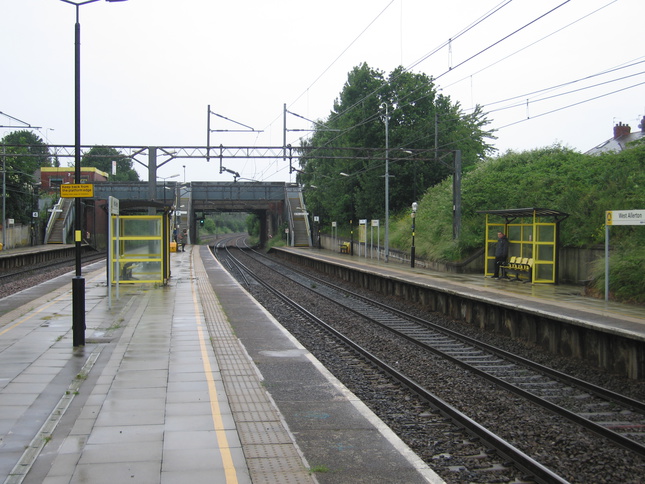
[613,122,631,139]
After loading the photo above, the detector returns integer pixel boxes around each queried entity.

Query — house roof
[585,129,645,155]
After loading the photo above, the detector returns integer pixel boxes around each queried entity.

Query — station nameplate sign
[60,184,94,198]
[606,210,645,226]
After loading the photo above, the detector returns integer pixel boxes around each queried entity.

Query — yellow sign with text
[60,184,94,198]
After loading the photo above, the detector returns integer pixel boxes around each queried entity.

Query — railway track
[215,241,567,483]
[255,250,645,456]
[211,236,645,483]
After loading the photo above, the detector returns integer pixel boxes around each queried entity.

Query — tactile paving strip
[192,250,316,484]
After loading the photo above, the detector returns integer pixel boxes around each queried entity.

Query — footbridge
[88,181,311,248]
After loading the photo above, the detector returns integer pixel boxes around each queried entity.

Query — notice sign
[606,210,645,226]
[109,196,119,215]
[60,184,94,198]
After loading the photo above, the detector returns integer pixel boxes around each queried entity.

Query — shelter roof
[111,200,171,214]
[477,208,569,222]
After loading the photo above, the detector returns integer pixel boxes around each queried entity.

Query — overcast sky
[2,0,644,182]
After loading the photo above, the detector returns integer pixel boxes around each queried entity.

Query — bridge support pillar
[259,211,268,247]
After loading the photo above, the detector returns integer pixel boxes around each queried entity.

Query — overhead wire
[482,58,645,109]
[496,80,645,130]
[288,0,396,111]
[274,1,516,159]
[488,70,645,114]
[262,0,635,178]
[404,0,515,72]
[325,1,643,158]
[262,0,396,134]
[301,0,574,152]
[435,0,572,82]
[255,1,397,180]
[442,0,618,92]
[280,0,512,143]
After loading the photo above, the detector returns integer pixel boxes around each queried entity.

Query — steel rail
[218,245,570,484]
[244,246,645,458]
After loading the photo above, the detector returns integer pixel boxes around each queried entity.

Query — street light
[339,172,354,255]
[59,0,128,348]
[159,174,180,205]
[382,103,390,263]
[411,202,418,268]
[1,145,5,250]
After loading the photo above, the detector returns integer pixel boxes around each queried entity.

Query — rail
[217,244,572,483]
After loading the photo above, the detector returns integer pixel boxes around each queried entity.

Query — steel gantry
[3,143,463,237]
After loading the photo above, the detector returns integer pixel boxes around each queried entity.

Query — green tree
[297,63,494,225]
[1,130,51,225]
[82,146,140,181]
[246,213,260,237]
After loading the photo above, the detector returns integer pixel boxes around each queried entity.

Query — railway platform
[272,246,645,378]
[275,246,645,329]
[0,244,80,273]
[0,246,440,484]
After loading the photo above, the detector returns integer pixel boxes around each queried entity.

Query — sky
[2,0,644,183]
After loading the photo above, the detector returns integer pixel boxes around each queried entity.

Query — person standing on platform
[492,231,509,279]
[180,229,187,252]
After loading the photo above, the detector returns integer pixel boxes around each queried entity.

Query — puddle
[259,349,306,358]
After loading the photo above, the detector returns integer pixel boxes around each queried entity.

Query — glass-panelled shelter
[479,208,569,283]
[110,213,171,285]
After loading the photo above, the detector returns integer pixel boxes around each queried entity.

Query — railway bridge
[29,144,319,249]
[89,181,311,248]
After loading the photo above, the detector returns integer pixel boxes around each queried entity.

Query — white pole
[383,103,390,263]
[605,214,609,301]
[108,207,112,308]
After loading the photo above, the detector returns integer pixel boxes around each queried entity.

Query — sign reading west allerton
[606,210,645,226]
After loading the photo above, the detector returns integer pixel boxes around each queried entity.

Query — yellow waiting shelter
[479,208,569,284]
[109,212,172,285]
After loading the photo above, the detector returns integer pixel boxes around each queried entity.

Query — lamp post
[2,145,5,250]
[411,201,418,268]
[159,174,180,205]
[452,150,462,240]
[382,103,390,263]
[60,0,127,347]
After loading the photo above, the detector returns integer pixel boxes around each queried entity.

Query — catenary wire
[442,0,618,93]
[488,69,645,113]
[293,0,574,152]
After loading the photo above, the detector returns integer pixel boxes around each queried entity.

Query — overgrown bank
[387,145,644,303]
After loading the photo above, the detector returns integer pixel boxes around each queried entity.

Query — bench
[340,242,350,254]
[500,257,533,282]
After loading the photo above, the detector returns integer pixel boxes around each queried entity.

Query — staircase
[44,198,73,244]
[285,187,311,247]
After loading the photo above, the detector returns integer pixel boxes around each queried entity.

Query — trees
[297,63,495,225]
[82,146,140,181]
[1,130,51,225]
